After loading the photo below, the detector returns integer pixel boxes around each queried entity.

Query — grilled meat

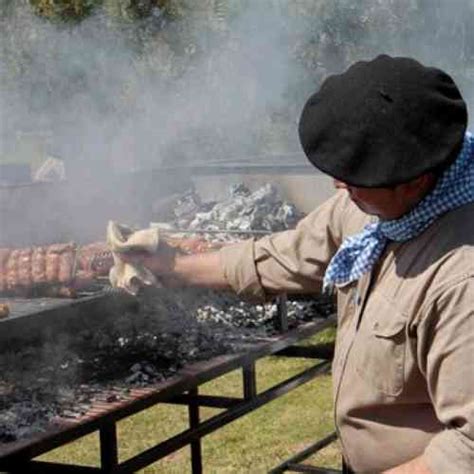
[0,303,9,318]
[0,243,80,297]
[0,236,219,298]
[77,242,113,276]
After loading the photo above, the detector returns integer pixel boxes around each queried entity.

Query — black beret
[298,55,468,187]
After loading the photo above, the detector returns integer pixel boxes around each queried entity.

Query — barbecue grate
[0,314,335,472]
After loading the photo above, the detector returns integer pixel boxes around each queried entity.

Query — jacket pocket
[355,292,407,397]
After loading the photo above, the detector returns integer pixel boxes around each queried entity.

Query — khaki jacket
[219,190,474,473]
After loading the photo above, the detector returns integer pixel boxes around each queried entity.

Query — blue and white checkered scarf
[323,131,474,292]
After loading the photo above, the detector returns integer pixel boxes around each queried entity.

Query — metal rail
[4,359,332,474]
[269,432,339,474]
[149,225,274,236]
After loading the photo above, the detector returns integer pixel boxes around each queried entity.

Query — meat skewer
[0,236,220,298]
[0,243,77,297]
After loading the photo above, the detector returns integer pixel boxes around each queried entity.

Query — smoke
[0,0,473,245]
[355,0,474,117]
[0,1,305,174]
[1,1,473,175]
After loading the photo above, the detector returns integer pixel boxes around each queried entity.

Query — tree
[29,0,101,23]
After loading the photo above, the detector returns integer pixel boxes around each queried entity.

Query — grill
[0,165,338,472]
[0,289,336,473]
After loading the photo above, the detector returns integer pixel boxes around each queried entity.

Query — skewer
[149,224,273,236]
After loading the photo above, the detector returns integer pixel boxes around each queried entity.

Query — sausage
[6,249,20,291]
[0,249,11,292]
[45,247,60,283]
[32,246,47,284]
[58,247,75,284]
[18,248,33,287]
[47,243,75,284]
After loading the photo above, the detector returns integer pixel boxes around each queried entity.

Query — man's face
[333,178,431,220]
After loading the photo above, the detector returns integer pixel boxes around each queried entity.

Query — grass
[40,329,340,473]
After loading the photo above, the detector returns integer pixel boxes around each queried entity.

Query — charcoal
[169,183,304,236]
[229,183,251,197]
[171,188,205,223]
[0,289,333,443]
[0,391,62,442]
[130,363,142,373]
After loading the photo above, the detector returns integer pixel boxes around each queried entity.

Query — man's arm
[148,250,230,290]
[383,456,432,474]
[124,190,353,298]
[122,245,230,290]
[219,190,356,299]
[415,278,474,474]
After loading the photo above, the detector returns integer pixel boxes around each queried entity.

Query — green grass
[40,329,340,473]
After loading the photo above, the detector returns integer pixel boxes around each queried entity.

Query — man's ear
[400,173,436,199]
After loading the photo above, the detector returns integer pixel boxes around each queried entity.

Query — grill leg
[100,423,118,473]
[188,388,203,474]
[274,294,289,332]
[243,363,257,400]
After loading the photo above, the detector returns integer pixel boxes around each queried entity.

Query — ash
[164,183,304,238]
[0,290,237,443]
[0,289,333,444]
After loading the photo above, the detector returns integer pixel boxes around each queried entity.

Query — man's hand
[119,241,177,276]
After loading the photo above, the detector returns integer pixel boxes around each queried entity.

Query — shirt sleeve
[219,190,349,300]
[418,277,474,474]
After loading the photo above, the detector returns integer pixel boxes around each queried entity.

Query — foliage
[1,1,473,166]
[102,0,170,21]
[29,0,101,23]
[27,0,184,24]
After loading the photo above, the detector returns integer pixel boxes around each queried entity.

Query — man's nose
[333,179,349,190]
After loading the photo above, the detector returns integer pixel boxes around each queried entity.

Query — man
[125,55,474,473]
